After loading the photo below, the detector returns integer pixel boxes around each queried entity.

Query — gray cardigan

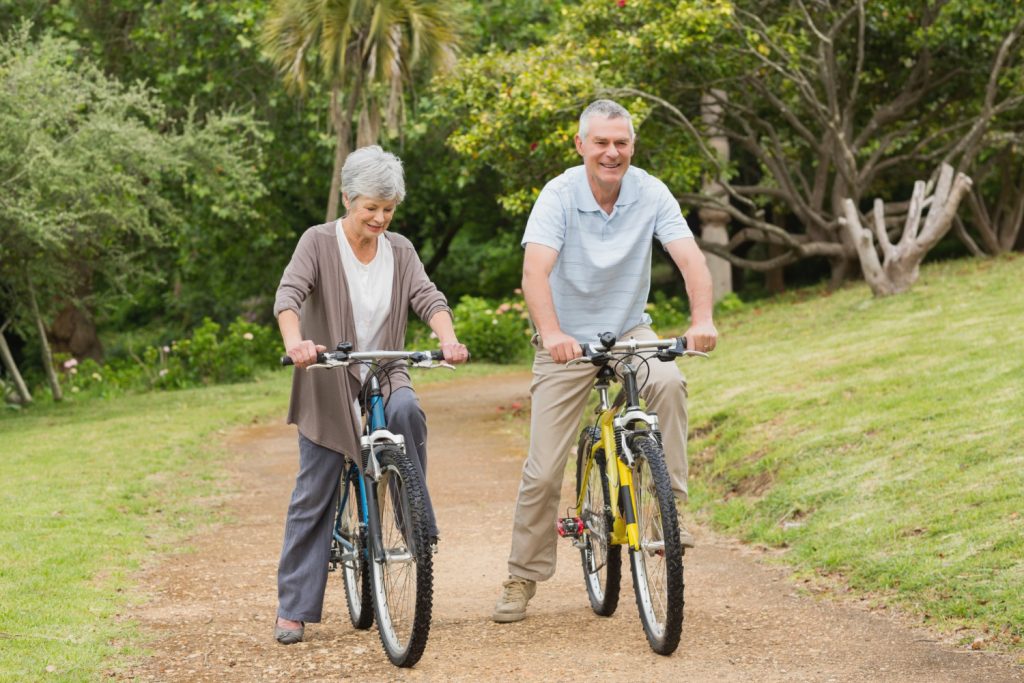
[274,223,452,458]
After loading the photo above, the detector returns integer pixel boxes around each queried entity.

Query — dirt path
[120,372,1022,682]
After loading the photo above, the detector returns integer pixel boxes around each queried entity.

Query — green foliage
[434,0,730,215]
[451,294,532,364]
[645,291,689,333]
[0,23,268,366]
[0,2,327,331]
[0,23,173,334]
[458,0,569,51]
[57,318,280,398]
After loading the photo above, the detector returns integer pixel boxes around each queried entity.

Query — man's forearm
[684,263,715,325]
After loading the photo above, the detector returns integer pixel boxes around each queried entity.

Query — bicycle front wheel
[628,435,684,655]
[337,466,373,629]
[575,427,621,616]
[369,446,433,668]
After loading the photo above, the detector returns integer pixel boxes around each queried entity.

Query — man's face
[575,115,634,191]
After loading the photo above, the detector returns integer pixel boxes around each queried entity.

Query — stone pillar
[698,89,733,303]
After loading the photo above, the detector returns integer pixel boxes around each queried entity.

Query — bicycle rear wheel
[628,434,684,655]
[336,465,373,629]
[575,427,621,616]
[369,445,433,668]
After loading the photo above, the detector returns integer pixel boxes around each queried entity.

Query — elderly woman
[272,145,468,645]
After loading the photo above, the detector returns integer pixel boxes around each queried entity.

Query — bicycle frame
[334,365,409,566]
[575,360,660,553]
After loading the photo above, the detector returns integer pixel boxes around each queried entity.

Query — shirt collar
[571,166,639,212]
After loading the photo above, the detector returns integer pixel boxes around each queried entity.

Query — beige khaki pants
[507,324,689,582]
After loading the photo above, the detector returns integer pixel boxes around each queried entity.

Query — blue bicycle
[284,343,450,667]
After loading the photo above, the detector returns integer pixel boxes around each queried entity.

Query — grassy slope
[683,255,1024,646]
[0,361,518,681]
[0,374,290,681]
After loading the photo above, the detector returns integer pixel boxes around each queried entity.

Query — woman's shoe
[274,618,304,645]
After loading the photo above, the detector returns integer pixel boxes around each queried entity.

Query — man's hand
[541,330,582,364]
[684,322,718,354]
[285,339,327,369]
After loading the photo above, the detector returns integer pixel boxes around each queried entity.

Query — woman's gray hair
[341,145,406,203]
[578,99,635,141]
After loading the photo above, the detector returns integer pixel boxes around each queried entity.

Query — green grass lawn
[0,373,292,681]
[683,254,1024,649]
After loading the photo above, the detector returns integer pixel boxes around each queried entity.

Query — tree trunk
[765,243,785,293]
[51,305,103,361]
[26,279,63,401]
[0,321,32,404]
[698,89,734,303]
[325,81,363,223]
[842,163,973,297]
[326,87,350,223]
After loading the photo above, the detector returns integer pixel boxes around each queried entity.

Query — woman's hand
[286,339,327,369]
[440,340,469,364]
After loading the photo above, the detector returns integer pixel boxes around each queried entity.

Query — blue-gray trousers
[277,387,435,623]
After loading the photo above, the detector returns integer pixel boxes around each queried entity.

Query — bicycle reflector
[556,517,585,538]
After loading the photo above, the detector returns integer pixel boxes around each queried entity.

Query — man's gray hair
[578,99,635,141]
[341,145,406,203]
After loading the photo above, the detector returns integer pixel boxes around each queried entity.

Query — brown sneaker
[675,506,696,548]
[491,575,536,623]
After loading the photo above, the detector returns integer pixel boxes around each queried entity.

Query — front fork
[601,413,641,551]
[565,411,642,552]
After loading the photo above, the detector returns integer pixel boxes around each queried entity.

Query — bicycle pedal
[556,517,584,538]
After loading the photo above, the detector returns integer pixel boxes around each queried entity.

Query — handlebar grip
[430,349,444,361]
[281,352,327,366]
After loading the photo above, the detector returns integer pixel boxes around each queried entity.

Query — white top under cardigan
[336,219,394,353]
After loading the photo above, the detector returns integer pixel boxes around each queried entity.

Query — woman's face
[343,194,398,241]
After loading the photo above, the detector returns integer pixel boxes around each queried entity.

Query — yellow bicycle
[557,331,706,655]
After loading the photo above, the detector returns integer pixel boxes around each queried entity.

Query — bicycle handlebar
[571,332,707,366]
[280,347,445,367]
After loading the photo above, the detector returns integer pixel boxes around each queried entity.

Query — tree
[636,1,1024,291]
[261,0,460,222]
[0,25,266,399]
[0,1,313,331]
[438,0,1024,295]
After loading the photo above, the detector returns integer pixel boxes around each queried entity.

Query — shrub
[56,317,281,399]
[645,291,689,332]
[451,293,532,363]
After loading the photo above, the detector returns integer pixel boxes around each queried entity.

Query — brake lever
[412,359,456,371]
[306,359,351,370]
[682,350,710,359]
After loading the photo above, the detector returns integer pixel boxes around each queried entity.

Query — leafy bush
[451,293,532,363]
[714,292,746,316]
[57,317,280,398]
[645,291,689,332]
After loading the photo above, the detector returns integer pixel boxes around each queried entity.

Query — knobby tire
[629,435,684,655]
[369,446,433,667]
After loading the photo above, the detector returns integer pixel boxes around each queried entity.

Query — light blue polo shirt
[522,165,692,343]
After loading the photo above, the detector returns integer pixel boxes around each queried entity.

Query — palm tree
[261,0,460,221]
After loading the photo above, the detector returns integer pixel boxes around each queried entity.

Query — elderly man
[493,99,719,623]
